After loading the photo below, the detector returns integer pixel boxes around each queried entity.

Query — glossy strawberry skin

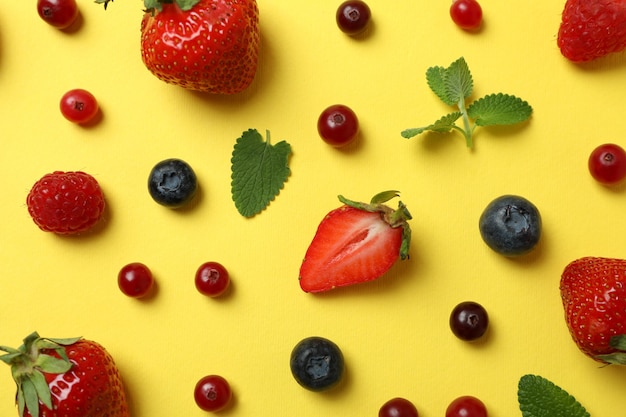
[560,257,626,363]
[17,339,129,417]
[557,0,626,62]
[140,0,260,94]
[299,206,404,293]
[26,171,105,235]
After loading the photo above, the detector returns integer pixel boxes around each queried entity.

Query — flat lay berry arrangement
[2,0,626,416]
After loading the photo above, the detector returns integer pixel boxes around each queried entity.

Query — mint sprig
[518,374,590,417]
[401,57,532,148]
[231,129,292,218]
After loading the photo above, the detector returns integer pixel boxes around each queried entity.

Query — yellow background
[1,0,626,416]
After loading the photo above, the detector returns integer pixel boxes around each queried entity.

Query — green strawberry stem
[0,332,81,417]
[95,0,203,12]
[596,334,626,365]
[338,191,412,260]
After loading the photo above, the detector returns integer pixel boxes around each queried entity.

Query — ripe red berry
[588,143,626,185]
[336,0,371,35]
[60,89,99,124]
[317,104,360,147]
[118,263,154,298]
[37,0,78,29]
[195,262,230,297]
[446,396,487,417]
[450,0,483,30]
[379,397,419,417]
[194,375,232,412]
[26,171,105,235]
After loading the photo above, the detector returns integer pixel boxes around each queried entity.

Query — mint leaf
[402,57,532,149]
[444,57,473,104]
[401,112,462,139]
[426,66,455,106]
[518,375,590,417]
[231,129,291,217]
[468,93,532,127]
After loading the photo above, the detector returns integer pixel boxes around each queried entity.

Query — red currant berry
[37,0,78,29]
[446,396,487,417]
[60,89,99,124]
[449,301,489,341]
[379,397,419,417]
[588,143,626,185]
[317,104,359,147]
[195,262,230,297]
[118,263,154,298]
[194,375,232,412]
[450,0,483,30]
[336,0,371,35]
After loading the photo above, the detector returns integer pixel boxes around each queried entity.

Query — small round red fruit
[37,0,78,29]
[336,0,371,35]
[379,397,419,417]
[118,263,154,298]
[588,143,626,185]
[450,0,483,30]
[195,262,230,297]
[60,89,99,124]
[317,104,359,147]
[446,396,487,417]
[194,375,232,412]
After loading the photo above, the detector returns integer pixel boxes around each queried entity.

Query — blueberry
[479,195,541,256]
[290,336,344,391]
[148,158,198,208]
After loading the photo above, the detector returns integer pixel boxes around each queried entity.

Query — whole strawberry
[560,257,626,364]
[299,191,412,293]
[26,171,105,235]
[557,0,626,62]
[0,332,129,417]
[131,0,260,94]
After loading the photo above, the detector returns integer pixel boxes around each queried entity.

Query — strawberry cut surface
[299,204,406,293]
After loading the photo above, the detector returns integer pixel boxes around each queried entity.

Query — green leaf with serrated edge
[231,129,291,218]
[401,112,463,139]
[30,371,52,410]
[426,66,455,106]
[444,57,473,104]
[22,377,39,417]
[518,375,590,417]
[468,93,532,127]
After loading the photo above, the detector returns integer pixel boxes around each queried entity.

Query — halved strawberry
[299,191,412,293]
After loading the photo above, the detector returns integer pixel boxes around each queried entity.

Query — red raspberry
[26,171,105,234]
[557,0,626,62]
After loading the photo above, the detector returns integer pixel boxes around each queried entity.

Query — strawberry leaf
[468,93,533,127]
[231,129,292,217]
[30,371,52,410]
[518,374,590,417]
[21,378,39,417]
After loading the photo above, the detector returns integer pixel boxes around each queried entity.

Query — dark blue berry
[479,195,541,256]
[148,158,198,208]
[290,336,344,391]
